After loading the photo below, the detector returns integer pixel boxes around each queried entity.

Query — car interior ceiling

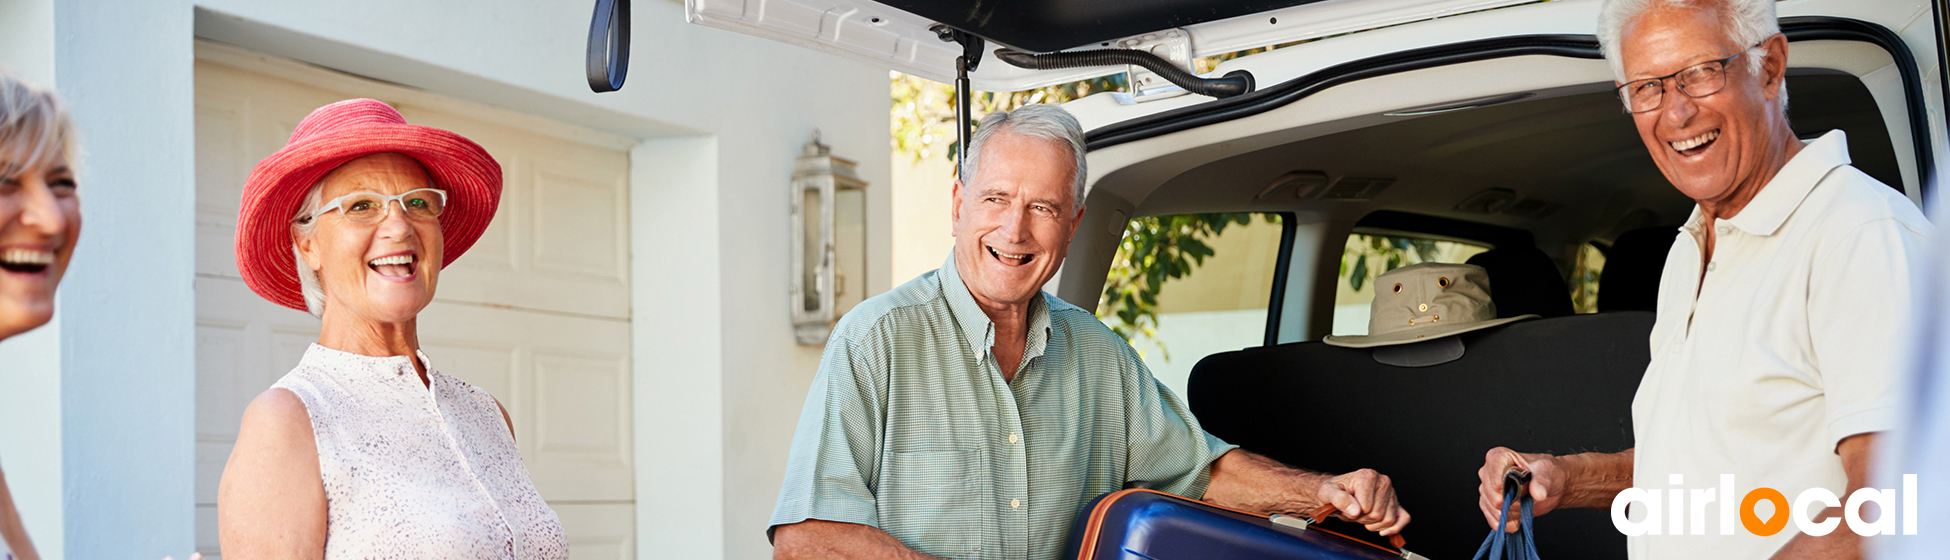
[1106,68,1898,325]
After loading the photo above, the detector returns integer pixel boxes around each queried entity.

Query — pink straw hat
[235,98,501,311]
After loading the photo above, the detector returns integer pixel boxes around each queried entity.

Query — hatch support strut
[935,26,986,172]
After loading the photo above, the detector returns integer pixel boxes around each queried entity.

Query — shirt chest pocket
[878,449,987,558]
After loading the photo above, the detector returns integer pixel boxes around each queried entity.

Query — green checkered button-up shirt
[770,254,1238,560]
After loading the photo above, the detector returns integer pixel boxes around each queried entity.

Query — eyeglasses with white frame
[293,188,448,226]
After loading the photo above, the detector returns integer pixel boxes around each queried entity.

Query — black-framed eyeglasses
[1615,44,1760,114]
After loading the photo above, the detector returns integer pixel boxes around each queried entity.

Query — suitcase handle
[1306,503,1409,551]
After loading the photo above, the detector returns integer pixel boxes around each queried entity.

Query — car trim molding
[1087,17,1935,196]
[1776,17,1935,195]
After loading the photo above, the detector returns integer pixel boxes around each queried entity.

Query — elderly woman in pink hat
[0,71,79,560]
[217,99,566,559]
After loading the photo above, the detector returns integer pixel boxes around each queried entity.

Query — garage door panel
[192,275,324,554]
[435,146,632,318]
[419,341,519,414]
[194,91,249,278]
[415,302,634,502]
[392,104,633,319]
[534,353,626,453]
[196,505,221,559]
[454,150,521,271]
[195,320,249,438]
[554,503,636,560]
[194,439,233,505]
[532,169,627,280]
[194,278,322,437]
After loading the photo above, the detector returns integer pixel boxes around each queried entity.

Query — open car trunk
[1046,2,1943,557]
[690,0,1947,557]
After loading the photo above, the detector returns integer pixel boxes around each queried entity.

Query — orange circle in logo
[1740,487,1790,536]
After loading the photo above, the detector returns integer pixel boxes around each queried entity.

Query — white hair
[1596,0,1788,110]
[290,182,327,318]
[959,104,1089,207]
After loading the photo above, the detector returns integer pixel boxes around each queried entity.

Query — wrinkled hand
[1315,468,1410,536]
[1478,447,1564,533]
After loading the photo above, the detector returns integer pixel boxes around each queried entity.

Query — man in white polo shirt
[1471,0,1930,558]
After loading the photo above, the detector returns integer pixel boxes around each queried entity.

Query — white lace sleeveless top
[273,344,567,559]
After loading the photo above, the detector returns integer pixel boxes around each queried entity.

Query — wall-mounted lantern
[791,132,869,345]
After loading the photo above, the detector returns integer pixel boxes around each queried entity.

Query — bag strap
[1472,469,1543,560]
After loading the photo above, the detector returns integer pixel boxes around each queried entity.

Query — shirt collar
[304,343,436,379]
[938,251,1053,363]
[1718,129,1852,237]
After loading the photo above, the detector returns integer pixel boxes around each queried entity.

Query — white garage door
[192,41,636,559]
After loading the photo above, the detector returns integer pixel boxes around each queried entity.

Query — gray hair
[291,182,327,318]
[1597,0,1787,110]
[0,71,78,180]
[959,104,1088,207]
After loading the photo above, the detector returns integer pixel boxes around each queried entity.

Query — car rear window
[1570,242,1606,314]
[1098,213,1285,397]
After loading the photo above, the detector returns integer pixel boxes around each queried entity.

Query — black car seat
[1598,226,1681,312]
[1465,245,1574,318]
[1186,311,1654,560]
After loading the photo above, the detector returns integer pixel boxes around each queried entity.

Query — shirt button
[1008,433,1019,444]
[1011,498,1021,509]
[1706,262,1717,272]
[1717,225,1731,235]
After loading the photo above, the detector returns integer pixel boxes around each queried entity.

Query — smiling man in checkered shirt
[767,104,1412,560]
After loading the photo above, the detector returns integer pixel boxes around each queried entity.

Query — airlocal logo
[1610,474,1919,536]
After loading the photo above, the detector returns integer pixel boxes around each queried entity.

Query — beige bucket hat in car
[1324,262,1537,348]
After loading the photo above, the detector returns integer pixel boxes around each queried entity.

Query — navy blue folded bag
[1474,469,1543,560]
[1064,488,1429,560]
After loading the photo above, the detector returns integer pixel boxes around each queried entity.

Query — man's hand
[1477,447,1568,532]
[1204,449,1411,537]
[1316,468,1410,536]
[1476,447,1634,533]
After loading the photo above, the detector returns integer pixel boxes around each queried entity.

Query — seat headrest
[1598,225,1680,312]
[1465,245,1573,318]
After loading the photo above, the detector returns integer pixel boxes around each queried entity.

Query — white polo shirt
[1629,130,1931,559]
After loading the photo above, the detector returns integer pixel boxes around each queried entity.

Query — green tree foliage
[1569,243,1606,313]
[890,71,1125,165]
[1340,235,1442,291]
[889,73,956,163]
[1095,213,1253,360]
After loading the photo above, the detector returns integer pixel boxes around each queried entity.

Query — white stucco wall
[0,1,890,558]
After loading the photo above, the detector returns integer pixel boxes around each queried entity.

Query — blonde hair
[0,71,78,181]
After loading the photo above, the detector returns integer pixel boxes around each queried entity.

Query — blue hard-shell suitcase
[1065,489,1430,560]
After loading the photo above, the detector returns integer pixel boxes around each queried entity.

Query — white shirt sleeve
[1808,216,1931,448]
